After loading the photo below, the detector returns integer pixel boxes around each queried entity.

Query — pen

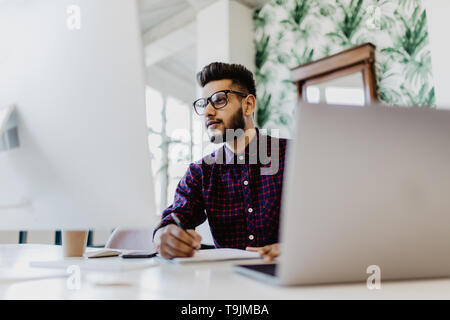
[170,212,198,244]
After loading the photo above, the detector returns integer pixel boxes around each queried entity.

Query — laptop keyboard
[238,263,277,276]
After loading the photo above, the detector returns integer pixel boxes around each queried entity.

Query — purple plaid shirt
[154,128,288,249]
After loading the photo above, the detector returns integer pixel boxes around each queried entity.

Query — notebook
[85,249,122,259]
[166,248,262,264]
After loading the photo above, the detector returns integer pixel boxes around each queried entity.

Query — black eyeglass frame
[192,90,249,115]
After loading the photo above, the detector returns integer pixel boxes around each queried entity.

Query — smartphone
[120,251,158,259]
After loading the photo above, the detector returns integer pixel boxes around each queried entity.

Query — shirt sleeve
[153,162,206,239]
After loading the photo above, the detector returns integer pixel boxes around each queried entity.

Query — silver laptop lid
[279,103,450,285]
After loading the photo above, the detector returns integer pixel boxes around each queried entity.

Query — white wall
[196,0,255,74]
[424,0,450,109]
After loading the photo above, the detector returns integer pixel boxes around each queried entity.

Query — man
[153,62,287,262]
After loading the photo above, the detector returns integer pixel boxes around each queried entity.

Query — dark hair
[196,62,256,98]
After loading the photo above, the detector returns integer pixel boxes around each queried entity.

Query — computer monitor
[0,0,157,230]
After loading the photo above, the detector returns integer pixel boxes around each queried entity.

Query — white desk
[1,244,450,299]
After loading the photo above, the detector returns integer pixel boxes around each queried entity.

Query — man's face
[202,79,246,143]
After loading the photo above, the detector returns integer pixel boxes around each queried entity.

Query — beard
[209,107,246,144]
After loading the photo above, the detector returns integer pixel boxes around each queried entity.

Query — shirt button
[249,235,254,240]
[248,208,253,213]
[243,180,249,186]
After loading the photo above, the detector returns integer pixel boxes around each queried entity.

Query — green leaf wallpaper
[253,0,436,136]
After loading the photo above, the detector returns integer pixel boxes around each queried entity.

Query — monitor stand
[62,230,88,257]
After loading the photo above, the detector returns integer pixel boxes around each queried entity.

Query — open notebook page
[167,248,262,264]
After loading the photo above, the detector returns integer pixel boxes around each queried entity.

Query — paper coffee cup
[62,230,88,257]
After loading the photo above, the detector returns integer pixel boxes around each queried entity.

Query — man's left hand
[246,243,280,262]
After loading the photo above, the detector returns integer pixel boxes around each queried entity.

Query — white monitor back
[0,0,157,230]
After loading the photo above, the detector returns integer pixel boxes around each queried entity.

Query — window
[146,86,203,215]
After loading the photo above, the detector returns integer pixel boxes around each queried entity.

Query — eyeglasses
[192,90,249,115]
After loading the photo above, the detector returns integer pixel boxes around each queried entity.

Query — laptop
[234,102,450,286]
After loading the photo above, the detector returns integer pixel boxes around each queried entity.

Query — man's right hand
[154,224,202,259]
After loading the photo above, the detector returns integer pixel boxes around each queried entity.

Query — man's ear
[243,95,256,117]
